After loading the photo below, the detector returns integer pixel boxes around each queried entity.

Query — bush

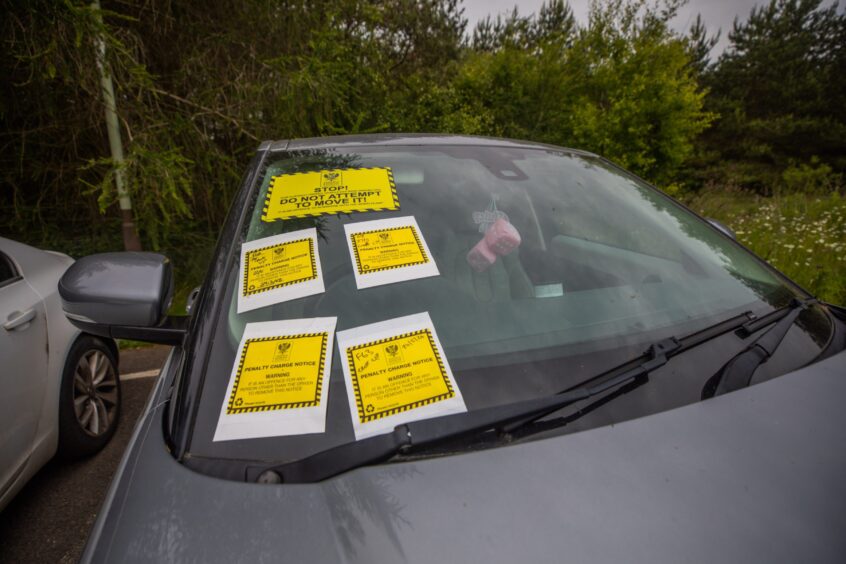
[781,157,842,195]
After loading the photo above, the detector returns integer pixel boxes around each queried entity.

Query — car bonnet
[83,349,846,564]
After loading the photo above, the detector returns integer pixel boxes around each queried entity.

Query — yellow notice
[351,226,429,274]
[262,167,399,221]
[226,333,327,414]
[347,329,454,423]
[242,238,316,297]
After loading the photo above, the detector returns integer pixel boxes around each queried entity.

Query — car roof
[260,133,598,157]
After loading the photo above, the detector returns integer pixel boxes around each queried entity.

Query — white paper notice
[343,216,439,289]
[213,317,337,442]
[237,228,324,314]
[336,312,466,440]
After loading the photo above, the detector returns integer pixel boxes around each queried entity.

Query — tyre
[57,336,121,459]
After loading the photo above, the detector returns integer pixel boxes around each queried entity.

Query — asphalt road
[0,345,170,564]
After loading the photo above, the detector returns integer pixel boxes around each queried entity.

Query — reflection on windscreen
[235,146,785,362]
[188,144,797,462]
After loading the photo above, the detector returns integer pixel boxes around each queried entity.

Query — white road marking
[121,368,160,381]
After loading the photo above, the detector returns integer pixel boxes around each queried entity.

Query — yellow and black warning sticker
[237,228,325,314]
[336,312,465,440]
[261,167,399,221]
[243,238,316,296]
[343,216,440,289]
[347,329,454,424]
[213,317,337,442]
[351,226,428,274]
[226,333,328,415]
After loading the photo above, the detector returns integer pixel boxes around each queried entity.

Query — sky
[460,0,830,55]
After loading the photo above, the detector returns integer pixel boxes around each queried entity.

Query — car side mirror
[59,252,187,345]
[707,218,736,240]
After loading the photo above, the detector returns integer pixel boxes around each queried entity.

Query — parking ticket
[343,216,440,289]
[336,312,466,440]
[213,317,337,442]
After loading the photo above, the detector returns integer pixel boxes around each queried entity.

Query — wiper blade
[703,298,815,398]
[248,338,682,484]
[246,302,808,484]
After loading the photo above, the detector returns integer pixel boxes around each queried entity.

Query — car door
[0,250,49,494]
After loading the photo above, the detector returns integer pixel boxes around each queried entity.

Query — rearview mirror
[59,252,187,345]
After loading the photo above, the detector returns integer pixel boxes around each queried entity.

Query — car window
[183,144,827,468]
[238,146,785,354]
[0,251,19,287]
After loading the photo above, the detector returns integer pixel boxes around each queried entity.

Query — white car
[0,237,120,511]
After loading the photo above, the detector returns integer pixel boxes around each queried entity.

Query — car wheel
[57,336,121,459]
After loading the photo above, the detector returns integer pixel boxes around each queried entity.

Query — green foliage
[82,143,194,249]
[685,14,719,75]
[685,189,846,304]
[455,0,713,184]
[781,157,842,194]
[472,0,576,51]
[696,0,846,190]
[0,0,841,300]
[0,0,466,253]
[0,0,714,261]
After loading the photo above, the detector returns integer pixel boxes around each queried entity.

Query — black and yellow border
[350,225,429,275]
[241,238,317,297]
[261,166,399,222]
[226,332,328,415]
[346,329,454,424]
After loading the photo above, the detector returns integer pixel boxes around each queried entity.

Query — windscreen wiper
[247,337,680,484]
[702,298,815,398]
[246,301,811,484]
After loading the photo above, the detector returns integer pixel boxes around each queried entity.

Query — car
[0,237,121,512]
[60,135,846,563]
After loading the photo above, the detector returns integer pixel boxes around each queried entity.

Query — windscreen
[187,144,806,462]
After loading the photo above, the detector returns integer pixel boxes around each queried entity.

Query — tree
[700,0,846,188]
[472,0,576,52]
[0,0,719,258]
[686,14,720,76]
[0,0,467,251]
[457,0,713,184]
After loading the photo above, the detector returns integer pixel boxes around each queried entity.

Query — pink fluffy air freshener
[484,218,521,256]
[466,238,498,272]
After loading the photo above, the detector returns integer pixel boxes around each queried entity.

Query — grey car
[60,135,846,563]
[0,238,120,512]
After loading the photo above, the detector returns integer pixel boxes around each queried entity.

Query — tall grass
[685,189,846,304]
